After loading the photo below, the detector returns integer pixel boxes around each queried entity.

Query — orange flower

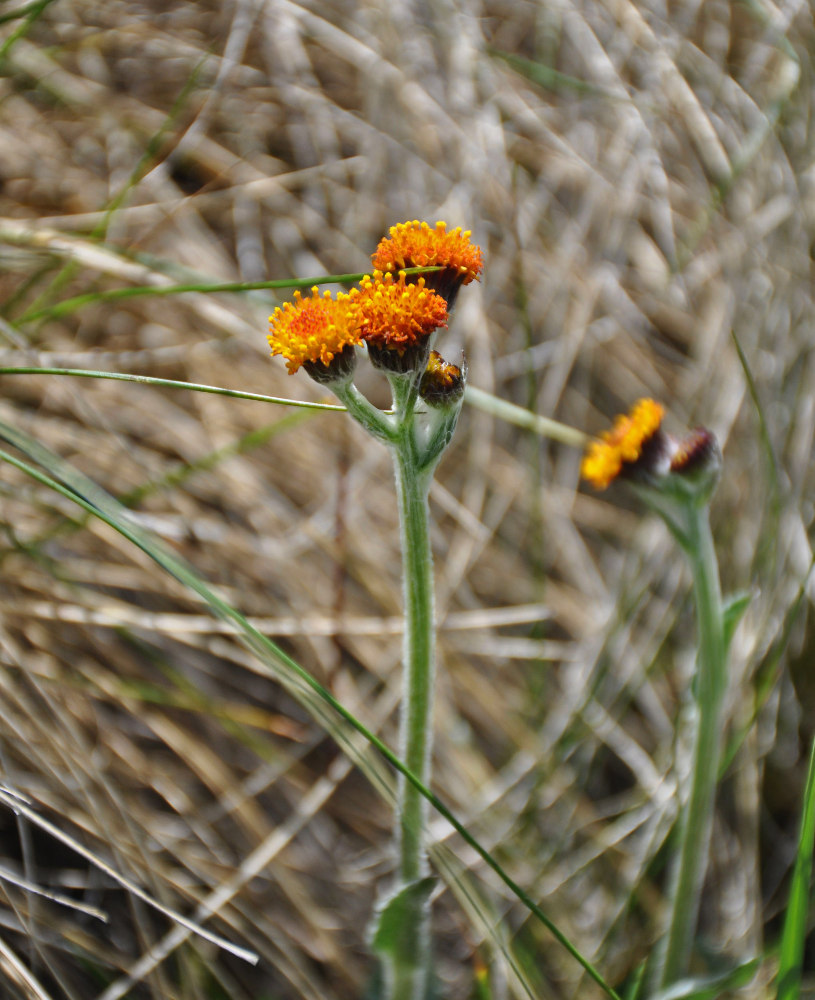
[581,399,665,490]
[351,271,448,351]
[268,287,361,375]
[372,220,483,308]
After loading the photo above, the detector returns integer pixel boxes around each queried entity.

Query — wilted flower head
[268,287,361,378]
[372,220,484,309]
[352,270,448,373]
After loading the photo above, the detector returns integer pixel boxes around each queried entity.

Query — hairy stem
[384,376,436,999]
[657,501,727,989]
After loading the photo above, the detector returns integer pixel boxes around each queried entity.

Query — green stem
[464,385,588,448]
[330,379,396,443]
[386,376,435,999]
[394,445,434,884]
[657,500,727,990]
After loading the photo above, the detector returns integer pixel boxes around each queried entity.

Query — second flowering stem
[636,483,728,993]
[657,498,727,989]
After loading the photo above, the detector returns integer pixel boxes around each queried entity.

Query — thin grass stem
[9,266,440,325]
[0,367,346,410]
[0,369,592,449]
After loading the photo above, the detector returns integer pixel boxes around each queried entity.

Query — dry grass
[0,0,814,997]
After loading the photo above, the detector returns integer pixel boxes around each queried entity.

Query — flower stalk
[267,221,483,999]
[653,494,727,991]
[393,450,434,884]
[384,374,437,999]
[582,402,729,992]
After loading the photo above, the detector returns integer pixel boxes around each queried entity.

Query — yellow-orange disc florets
[268,287,361,374]
[351,271,448,351]
[372,221,484,286]
[581,399,665,490]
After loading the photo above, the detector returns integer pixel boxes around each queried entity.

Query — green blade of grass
[431,842,539,1000]
[15,53,206,324]
[0,367,346,410]
[721,554,815,777]
[0,0,58,64]
[776,736,815,1000]
[650,957,760,1000]
[730,328,781,577]
[16,273,366,324]
[0,0,55,26]
[489,47,614,98]
[10,266,440,325]
[0,416,621,1000]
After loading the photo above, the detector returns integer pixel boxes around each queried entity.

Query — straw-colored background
[0,1,813,997]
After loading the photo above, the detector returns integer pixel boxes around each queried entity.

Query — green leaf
[651,957,760,1000]
[722,591,752,653]
[776,737,815,1000]
[371,878,436,967]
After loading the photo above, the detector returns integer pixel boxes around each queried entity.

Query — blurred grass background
[0,0,814,997]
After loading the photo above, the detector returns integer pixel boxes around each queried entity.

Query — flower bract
[420,350,466,406]
[669,428,718,474]
[581,398,665,490]
[268,287,361,375]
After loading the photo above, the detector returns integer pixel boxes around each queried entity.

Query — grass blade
[0,366,346,410]
[5,265,439,325]
[776,736,815,1000]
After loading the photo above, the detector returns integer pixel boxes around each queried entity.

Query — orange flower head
[351,271,448,351]
[268,287,361,375]
[581,399,665,490]
[372,220,484,308]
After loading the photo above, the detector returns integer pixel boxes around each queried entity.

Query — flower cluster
[268,220,482,398]
[268,229,720,501]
